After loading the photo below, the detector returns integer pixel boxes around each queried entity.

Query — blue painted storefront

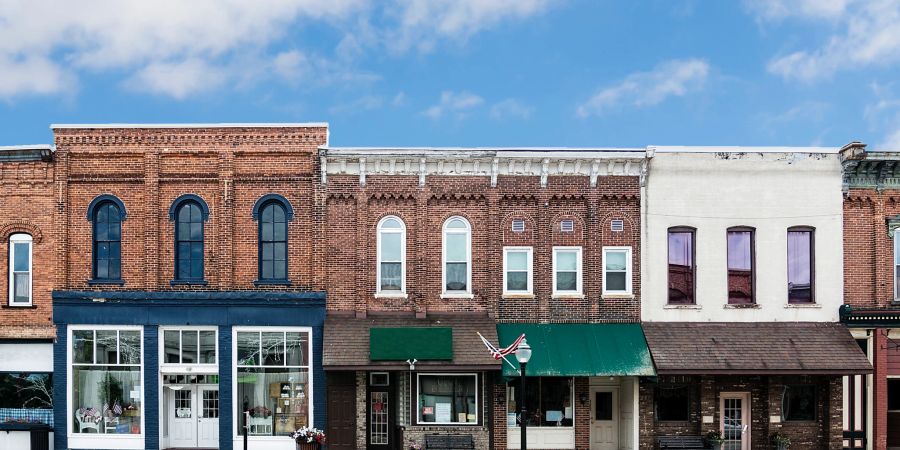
[52,290,326,450]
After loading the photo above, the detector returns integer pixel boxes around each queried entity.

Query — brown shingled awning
[643,322,872,375]
[323,315,500,371]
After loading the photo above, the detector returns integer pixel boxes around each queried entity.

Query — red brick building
[319,147,654,450]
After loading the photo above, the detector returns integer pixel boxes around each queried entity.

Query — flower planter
[297,443,320,450]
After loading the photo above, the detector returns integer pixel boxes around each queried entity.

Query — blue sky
[1,0,899,148]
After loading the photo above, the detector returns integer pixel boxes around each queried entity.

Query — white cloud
[391,92,408,107]
[576,59,710,117]
[883,128,900,149]
[743,0,854,21]
[0,55,73,98]
[755,0,900,82]
[422,91,484,119]
[328,95,385,115]
[125,59,227,99]
[490,98,534,119]
[864,82,900,150]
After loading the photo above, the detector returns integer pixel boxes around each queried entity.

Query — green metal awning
[370,327,453,361]
[496,323,655,377]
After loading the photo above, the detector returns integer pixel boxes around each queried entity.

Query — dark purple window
[727,229,754,304]
[787,228,814,303]
[668,228,694,304]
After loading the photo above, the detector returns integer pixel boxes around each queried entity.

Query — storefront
[323,315,500,450]
[52,290,325,450]
[0,334,55,449]
[641,322,872,450]
[494,323,655,450]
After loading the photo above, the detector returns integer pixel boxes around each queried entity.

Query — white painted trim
[376,216,406,295]
[442,216,472,296]
[602,246,633,296]
[0,144,54,151]
[67,325,145,449]
[552,247,583,296]
[415,373,480,426]
[649,145,840,154]
[8,233,32,306]
[231,326,313,441]
[51,123,328,129]
[503,247,533,295]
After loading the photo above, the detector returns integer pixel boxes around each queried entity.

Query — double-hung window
[92,201,122,281]
[603,246,632,295]
[377,216,406,293]
[503,247,533,295]
[553,247,582,295]
[443,217,471,295]
[258,201,288,281]
[174,200,205,281]
[787,227,814,303]
[727,227,755,304]
[667,228,694,304]
[9,233,32,306]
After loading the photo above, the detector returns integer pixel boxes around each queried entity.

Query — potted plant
[409,443,423,450]
[290,426,326,450]
[705,430,725,450]
[771,431,790,450]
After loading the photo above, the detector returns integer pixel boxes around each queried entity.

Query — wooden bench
[657,435,706,449]
[425,434,476,449]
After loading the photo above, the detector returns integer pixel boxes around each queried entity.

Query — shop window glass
[656,384,690,422]
[0,373,52,425]
[782,385,816,421]
[507,377,573,427]
[417,374,477,424]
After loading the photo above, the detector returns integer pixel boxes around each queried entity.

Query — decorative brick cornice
[0,220,43,243]
[54,128,327,147]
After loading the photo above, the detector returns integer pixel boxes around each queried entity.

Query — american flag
[478,332,525,360]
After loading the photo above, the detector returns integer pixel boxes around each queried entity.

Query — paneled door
[197,387,219,448]
[720,392,751,450]
[367,372,394,449]
[168,388,196,448]
[590,387,618,450]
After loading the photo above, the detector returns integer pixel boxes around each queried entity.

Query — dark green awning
[497,323,655,377]
[370,327,453,361]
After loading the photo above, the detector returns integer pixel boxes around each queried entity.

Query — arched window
[258,201,288,281]
[377,216,406,293]
[92,201,122,281]
[175,200,205,281]
[8,233,32,306]
[442,216,471,294]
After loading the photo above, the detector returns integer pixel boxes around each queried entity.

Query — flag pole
[476,332,522,374]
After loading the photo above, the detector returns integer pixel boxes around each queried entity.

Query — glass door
[720,393,750,450]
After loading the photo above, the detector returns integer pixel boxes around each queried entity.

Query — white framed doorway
[720,392,750,450]
[166,385,219,448]
[590,386,618,450]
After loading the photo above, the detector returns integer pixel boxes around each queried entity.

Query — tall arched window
[377,216,406,293]
[258,201,288,281]
[442,216,471,294]
[92,202,122,281]
[8,233,32,306]
[174,200,206,281]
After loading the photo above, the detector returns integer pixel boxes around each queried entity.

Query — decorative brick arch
[0,220,43,243]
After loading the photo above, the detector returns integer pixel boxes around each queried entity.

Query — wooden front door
[720,392,750,450]
[327,372,357,450]
[590,387,618,450]
[367,372,395,449]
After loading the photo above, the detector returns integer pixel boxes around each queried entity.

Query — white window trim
[503,247,533,295]
[376,216,407,295]
[602,246,633,295]
[506,376,576,430]
[8,233,32,306]
[552,246,582,296]
[442,216,472,296]
[159,326,219,372]
[416,372,479,426]
[67,325,145,449]
[231,326,314,441]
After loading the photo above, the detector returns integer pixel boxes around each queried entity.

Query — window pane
[507,272,527,291]
[108,258,121,280]
[177,222,190,241]
[190,259,203,279]
[96,222,109,241]
[382,218,401,229]
[13,242,29,271]
[445,219,467,230]
[73,330,94,364]
[182,331,198,364]
[727,231,752,270]
[237,332,260,366]
[556,272,576,291]
[273,261,287,280]
[605,251,625,271]
[380,233,402,261]
[556,252,577,271]
[273,221,286,241]
[419,375,477,424]
[107,221,121,241]
[783,385,816,421]
[262,222,274,241]
[13,273,30,303]
[95,331,118,365]
[507,377,572,427]
[119,331,141,365]
[507,251,527,271]
[273,204,285,223]
[237,367,309,435]
[164,330,180,364]
[262,243,273,262]
[261,261,273,280]
[73,366,141,434]
[261,332,285,366]
[261,204,274,222]
[274,243,286,262]
[286,332,308,366]
[190,223,202,241]
[380,262,402,291]
[668,231,694,304]
[657,385,690,421]
[199,330,216,364]
[788,231,812,303]
[606,272,626,292]
[595,392,612,420]
[0,373,52,414]
[445,262,468,291]
[445,233,467,261]
[668,232,692,266]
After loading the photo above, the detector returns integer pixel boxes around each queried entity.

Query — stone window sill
[551,293,585,299]
[254,279,292,287]
[784,303,821,308]
[1,304,37,309]
[502,294,535,299]
[664,304,701,310]
[601,293,635,300]
[724,304,760,309]
[374,292,408,299]
[170,279,209,286]
[88,279,125,286]
[440,293,474,299]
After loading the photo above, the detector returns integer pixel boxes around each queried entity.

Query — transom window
[92,201,122,281]
[163,329,216,365]
[377,216,406,293]
[443,217,471,294]
[175,200,205,281]
[603,247,632,295]
[553,247,582,295]
[503,247,533,295]
[417,374,478,425]
[8,233,32,306]
[258,201,288,281]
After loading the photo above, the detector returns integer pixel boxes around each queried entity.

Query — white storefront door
[168,387,197,447]
[590,387,618,450]
[197,386,220,448]
[720,392,751,450]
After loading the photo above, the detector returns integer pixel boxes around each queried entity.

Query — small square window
[560,220,574,233]
[610,220,624,232]
[511,219,526,233]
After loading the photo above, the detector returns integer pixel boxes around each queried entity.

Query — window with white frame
[503,247,533,295]
[553,247,582,295]
[377,216,406,293]
[8,233,32,306]
[443,217,471,294]
[162,328,217,365]
[603,246,632,295]
[71,327,143,435]
[235,328,311,436]
[417,373,478,425]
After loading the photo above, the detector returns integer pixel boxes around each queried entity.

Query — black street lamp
[515,338,532,450]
